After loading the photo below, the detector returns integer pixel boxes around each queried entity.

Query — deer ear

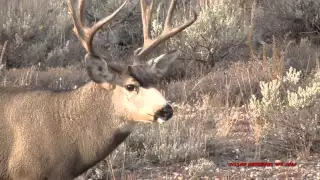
[85,54,117,83]
[147,50,180,78]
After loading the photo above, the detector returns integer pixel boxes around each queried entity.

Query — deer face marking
[68,0,196,124]
[120,78,170,123]
[91,50,179,123]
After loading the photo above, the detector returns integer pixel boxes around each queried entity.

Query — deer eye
[125,84,138,92]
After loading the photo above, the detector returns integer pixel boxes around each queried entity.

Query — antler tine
[68,0,127,54]
[135,0,197,59]
[140,0,154,44]
[164,0,176,30]
[77,0,85,27]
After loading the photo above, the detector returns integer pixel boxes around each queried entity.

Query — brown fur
[0,80,144,179]
[0,0,197,178]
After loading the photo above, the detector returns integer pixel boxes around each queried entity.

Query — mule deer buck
[0,0,197,179]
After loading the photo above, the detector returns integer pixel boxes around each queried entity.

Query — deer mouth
[153,104,173,123]
[146,114,166,124]
[156,118,167,124]
[152,114,171,124]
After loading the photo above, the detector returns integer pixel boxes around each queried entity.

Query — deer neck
[58,81,136,176]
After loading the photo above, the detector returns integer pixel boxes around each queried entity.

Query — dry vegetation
[1,0,320,179]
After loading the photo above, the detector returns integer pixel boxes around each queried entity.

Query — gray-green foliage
[183,0,246,63]
[250,66,320,114]
[150,0,246,67]
[1,0,69,43]
[0,0,70,66]
[253,0,320,45]
[287,70,320,109]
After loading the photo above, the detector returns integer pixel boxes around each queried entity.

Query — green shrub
[249,66,320,157]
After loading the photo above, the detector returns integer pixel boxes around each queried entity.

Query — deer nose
[155,104,173,121]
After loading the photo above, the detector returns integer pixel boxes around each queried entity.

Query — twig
[0,40,8,67]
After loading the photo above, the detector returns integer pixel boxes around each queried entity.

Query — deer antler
[0,40,8,70]
[68,0,127,54]
[135,0,197,59]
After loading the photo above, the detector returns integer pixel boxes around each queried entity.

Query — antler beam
[68,0,127,54]
[135,0,197,59]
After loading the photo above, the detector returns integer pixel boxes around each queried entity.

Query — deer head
[68,0,197,124]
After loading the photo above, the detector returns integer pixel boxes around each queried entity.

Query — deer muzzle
[154,104,173,123]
